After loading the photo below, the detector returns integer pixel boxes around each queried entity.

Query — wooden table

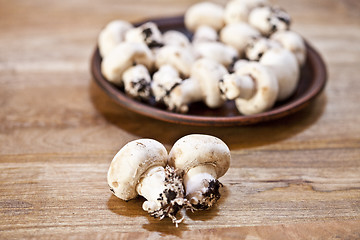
[1,0,359,239]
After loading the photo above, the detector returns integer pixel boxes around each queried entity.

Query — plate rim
[91,16,327,126]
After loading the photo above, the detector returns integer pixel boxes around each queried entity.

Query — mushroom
[271,30,307,66]
[232,59,249,71]
[184,2,225,32]
[122,64,151,100]
[193,41,238,69]
[107,139,187,226]
[155,45,195,78]
[219,71,256,101]
[168,134,231,210]
[245,37,282,61]
[125,22,164,49]
[98,20,133,57]
[220,22,261,56]
[190,58,228,108]
[248,6,291,36]
[151,64,183,104]
[192,25,218,43]
[259,47,300,101]
[162,30,191,48]
[244,37,301,101]
[166,58,228,113]
[219,61,278,115]
[224,0,269,24]
[165,77,201,113]
[101,42,154,86]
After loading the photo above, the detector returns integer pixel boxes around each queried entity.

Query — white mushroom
[248,6,291,36]
[245,37,282,61]
[151,64,183,103]
[98,20,133,57]
[244,38,300,101]
[220,22,261,56]
[271,30,307,66]
[192,25,218,43]
[125,22,164,49]
[219,72,256,101]
[232,59,249,71]
[220,61,278,115]
[224,0,269,24]
[169,134,231,210]
[107,139,187,226]
[193,41,238,68]
[166,77,202,113]
[165,58,228,113]
[163,30,191,48]
[155,45,195,77]
[101,42,154,86]
[260,47,300,101]
[122,64,151,100]
[184,2,225,32]
[191,58,228,108]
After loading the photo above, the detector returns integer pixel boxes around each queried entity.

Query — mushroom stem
[168,78,202,113]
[168,134,231,211]
[220,73,256,101]
[136,165,188,226]
[183,165,223,210]
[136,166,167,211]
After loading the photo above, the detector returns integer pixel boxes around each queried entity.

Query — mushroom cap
[125,22,163,48]
[260,47,299,101]
[245,37,281,61]
[248,6,291,36]
[192,25,218,43]
[271,30,306,66]
[101,42,154,85]
[191,58,228,108]
[233,59,250,72]
[163,30,191,48]
[98,20,133,57]
[235,61,278,115]
[193,41,238,68]
[155,45,195,77]
[224,0,269,24]
[220,22,260,55]
[169,134,231,179]
[107,139,168,201]
[184,2,225,32]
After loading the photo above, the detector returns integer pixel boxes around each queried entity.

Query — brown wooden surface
[1,0,360,239]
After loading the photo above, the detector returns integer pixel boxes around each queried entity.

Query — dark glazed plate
[91,16,327,126]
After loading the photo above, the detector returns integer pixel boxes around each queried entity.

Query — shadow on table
[107,193,144,217]
[106,184,230,237]
[90,80,327,150]
[107,194,189,237]
[185,184,229,222]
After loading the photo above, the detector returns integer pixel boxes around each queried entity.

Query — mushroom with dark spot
[220,61,279,115]
[169,134,231,210]
[107,139,188,226]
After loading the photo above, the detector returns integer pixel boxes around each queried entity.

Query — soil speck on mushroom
[169,134,231,211]
[107,139,188,226]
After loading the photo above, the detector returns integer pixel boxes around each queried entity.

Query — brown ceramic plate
[91,16,327,126]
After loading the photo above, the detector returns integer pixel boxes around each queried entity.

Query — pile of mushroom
[107,134,231,226]
[98,0,306,115]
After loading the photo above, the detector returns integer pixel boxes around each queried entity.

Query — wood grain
[1,0,360,239]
